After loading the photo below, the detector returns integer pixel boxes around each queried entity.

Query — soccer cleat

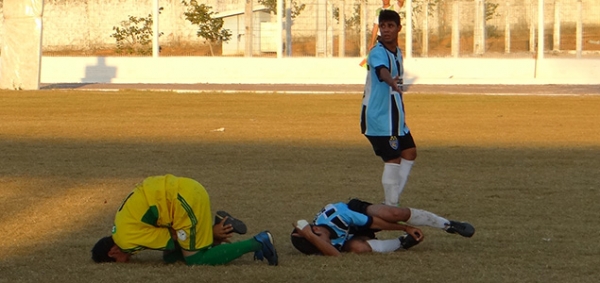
[445,220,475,238]
[214,211,247,234]
[399,234,420,250]
[253,231,278,266]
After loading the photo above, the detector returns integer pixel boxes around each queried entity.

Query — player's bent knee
[343,239,372,254]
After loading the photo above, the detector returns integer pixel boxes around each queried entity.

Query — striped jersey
[313,202,373,250]
[361,41,409,136]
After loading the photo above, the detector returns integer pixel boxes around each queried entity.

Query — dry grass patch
[0,91,599,282]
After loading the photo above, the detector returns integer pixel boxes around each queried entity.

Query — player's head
[91,236,117,263]
[378,9,401,27]
[91,236,131,263]
[290,224,335,255]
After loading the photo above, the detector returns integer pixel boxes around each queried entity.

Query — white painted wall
[40,56,600,85]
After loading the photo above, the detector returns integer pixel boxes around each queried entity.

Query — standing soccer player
[361,10,415,207]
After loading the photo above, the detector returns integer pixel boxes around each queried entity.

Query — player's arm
[292,222,342,256]
[370,48,402,93]
[376,67,402,94]
[369,23,379,50]
[369,216,424,241]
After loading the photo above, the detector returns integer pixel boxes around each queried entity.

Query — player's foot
[445,220,475,238]
[399,234,420,250]
[214,211,247,234]
[253,231,278,266]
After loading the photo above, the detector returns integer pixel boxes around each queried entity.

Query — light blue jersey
[361,41,409,137]
[313,202,373,250]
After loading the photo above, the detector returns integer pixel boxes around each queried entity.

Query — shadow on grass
[1,138,599,282]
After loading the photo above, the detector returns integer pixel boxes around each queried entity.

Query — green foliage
[485,2,500,21]
[258,0,306,19]
[181,0,232,56]
[333,1,361,31]
[110,9,163,55]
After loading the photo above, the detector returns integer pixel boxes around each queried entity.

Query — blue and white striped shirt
[313,202,373,250]
[361,41,410,136]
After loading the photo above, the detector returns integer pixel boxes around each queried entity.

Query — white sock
[396,158,414,204]
[381,163,402,206]
[367,239,402,253]
[406,208,449,229]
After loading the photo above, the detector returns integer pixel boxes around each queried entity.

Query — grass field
[0,90,599,283]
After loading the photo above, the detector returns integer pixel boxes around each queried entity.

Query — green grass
[0,90,599,282]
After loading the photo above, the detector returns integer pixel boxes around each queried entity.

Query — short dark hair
[379,9,401,26]
[91,236,116,263]
[290,228,322,255]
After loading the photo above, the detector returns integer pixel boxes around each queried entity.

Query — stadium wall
[40,56,600,85]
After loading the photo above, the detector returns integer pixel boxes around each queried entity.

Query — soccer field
[0,90,599,282]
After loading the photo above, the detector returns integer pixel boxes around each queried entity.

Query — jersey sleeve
[344,209,373,229]
[368,46,390,82]
[368,47,389,70]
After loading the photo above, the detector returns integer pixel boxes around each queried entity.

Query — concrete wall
[40,56,600,85]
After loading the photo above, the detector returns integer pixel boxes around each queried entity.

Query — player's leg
[175,179,278,266]
[366,204,475,237]
[396,132,417,204]
[366,136,403,206]
[343,235,420,253]
[184,231,277,266]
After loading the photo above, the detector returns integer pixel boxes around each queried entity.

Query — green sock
[163,249,185,264]
[185,238,262,266]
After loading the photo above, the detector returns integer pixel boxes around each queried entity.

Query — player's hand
[212,216,234,243]
[392,75,403,94]
[405,226,424,242]
[291,220,312,238]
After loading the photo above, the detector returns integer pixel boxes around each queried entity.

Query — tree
[110,9,163,55]
[181,0,232,56]
[258,0,306,19]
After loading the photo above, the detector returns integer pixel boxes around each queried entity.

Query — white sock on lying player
[406,208,449,229]
[366,239,401,253]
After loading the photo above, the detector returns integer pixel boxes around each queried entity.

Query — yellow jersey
[112,174,213,253]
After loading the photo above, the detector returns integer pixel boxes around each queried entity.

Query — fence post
[277,0,283,58]
[505,2,511,53]
[152,0,159,58]
[339,0,346,57]
[576,0,583,58]
[245,0,253,57]
[405,0,413,59]
[422,0,429,57]
[537,0,544,60]
[553,0,560,51]
[327,1,334,57]
[316,0,326,57]
[473,0,485,55]
[286,0,292,56]
[451,0,459,57]
[529,0,535,53]
[360,0,367,57]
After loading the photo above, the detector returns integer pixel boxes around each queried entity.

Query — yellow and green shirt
[112,174,213,253]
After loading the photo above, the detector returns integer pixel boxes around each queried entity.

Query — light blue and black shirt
[361,41,409,137]
[313,202,373,250]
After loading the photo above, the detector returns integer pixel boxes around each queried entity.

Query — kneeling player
[91,174,278,266]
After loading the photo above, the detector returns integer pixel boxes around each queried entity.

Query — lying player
[291,198,474,256]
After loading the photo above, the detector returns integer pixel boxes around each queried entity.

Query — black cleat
[445,220,475,238]
[214,211,247,234]
[399,234,421,250]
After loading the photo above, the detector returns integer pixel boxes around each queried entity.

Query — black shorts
[347,199,380,238]
[365,132,416,162]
